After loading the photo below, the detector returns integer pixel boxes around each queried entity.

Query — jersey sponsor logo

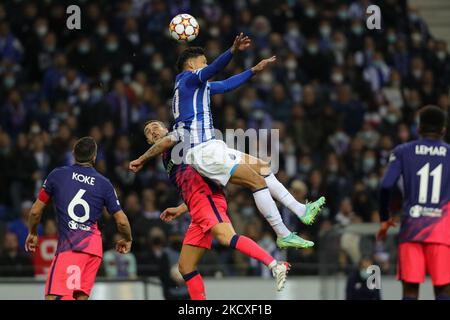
[415,145,447,157]
[72,172,96,185]
[68,220,91,231]
[409,205,442,218]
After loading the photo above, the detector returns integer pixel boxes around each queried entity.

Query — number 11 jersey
[39,164,122,257]
[381,138,450,245]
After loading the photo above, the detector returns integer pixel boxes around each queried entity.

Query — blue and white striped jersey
[171,49,254,147]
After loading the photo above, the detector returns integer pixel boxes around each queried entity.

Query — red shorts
[183,194,230,249]
[45,251,102,298]
[397,242,450,286]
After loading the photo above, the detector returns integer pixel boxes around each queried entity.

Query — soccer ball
[169,13,199,42]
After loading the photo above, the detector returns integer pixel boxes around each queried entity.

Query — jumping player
[130,34,325,249]
[140,120,290,299]
[25,137,133,300]
[377,105,450,300]
[130,120,322,249]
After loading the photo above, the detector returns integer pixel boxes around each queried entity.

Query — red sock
[230,235,276,267]
[183,271,206,300]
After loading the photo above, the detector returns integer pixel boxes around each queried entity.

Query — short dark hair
[143,120,166,133]
[176,47,205,72]
[418,105,447,134]
[74,137,97,163]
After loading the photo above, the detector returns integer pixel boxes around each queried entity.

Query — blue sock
[402,296,417,300]
[436,294,450,300]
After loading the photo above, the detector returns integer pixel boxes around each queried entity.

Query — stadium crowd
[0,0,449,286]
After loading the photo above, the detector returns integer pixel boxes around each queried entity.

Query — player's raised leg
[229,162,313,249]
[178,244,207,300]
[242,153,326,225]
[211,222,290,291]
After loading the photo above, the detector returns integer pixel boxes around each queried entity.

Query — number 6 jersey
[38,164,122,257]
[380,138,450,245]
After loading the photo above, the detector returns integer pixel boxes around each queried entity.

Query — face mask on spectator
[351,25,363,35]
[106,42,118,52]
[36,25,48,37]
[360,269,370,280]
[4,76,15,88]
[411,33,422,43]
[79,91,90,102]
[307,44,319,55]
[299,163,312,172]
[91,89,103,100]
[437,51,446,61]
[97,25,108,36]
[152,61,164,71]
[260,72,273,84]
[327,163,338,173]
[287,28,300,38]
[127,32,140,45]
[332,41,346,51]
[285,59,297,71]
[209,26,220,37]
[337,10,348,20]
[320,26,331,38]
[242,206,255,218]
[386,113,399,124]
[363,158,376,172]
[331,72,343,83]
[45,44,55,52]
[253,109,265,120]
[142,45,155,56]
[78,43,90,54]
[100,71,111,83]
[305,8,316,18]
[412,69,422,79]
[122,63,133,75]
[391,80,400,88]
[387,33,397,44]
[367,177,379,189]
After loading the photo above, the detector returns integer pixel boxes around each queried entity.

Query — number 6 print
[68,189,90,223]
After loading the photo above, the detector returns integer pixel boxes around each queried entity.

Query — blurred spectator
[0,0,448,279]
[103,233,137,279]
[0,232,34,277]
[346,256,381,300]
[8,200,43,249]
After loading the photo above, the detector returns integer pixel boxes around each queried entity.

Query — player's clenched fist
[115,239,132,254]
[25,233,38,252]
[129,158,144,173]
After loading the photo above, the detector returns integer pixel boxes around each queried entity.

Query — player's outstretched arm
[129,135,177,173]
[251,56,276,73]
[160,203,188,222]
[25,199,46,252]
[113,210,133,254]
[209,69,254,95]
[209,56,276,95]
[193,33,251,84]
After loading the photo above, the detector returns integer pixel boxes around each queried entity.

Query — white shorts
[185,139,242,186]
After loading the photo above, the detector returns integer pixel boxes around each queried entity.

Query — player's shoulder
[393,140,419,154]
[47,165,71,177]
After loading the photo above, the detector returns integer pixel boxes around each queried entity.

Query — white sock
[253,187,291,238]
[265,173,306,218]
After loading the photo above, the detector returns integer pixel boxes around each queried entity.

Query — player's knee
[215,232,232,246]
[251,174,267,191]
[178,262,195,276]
